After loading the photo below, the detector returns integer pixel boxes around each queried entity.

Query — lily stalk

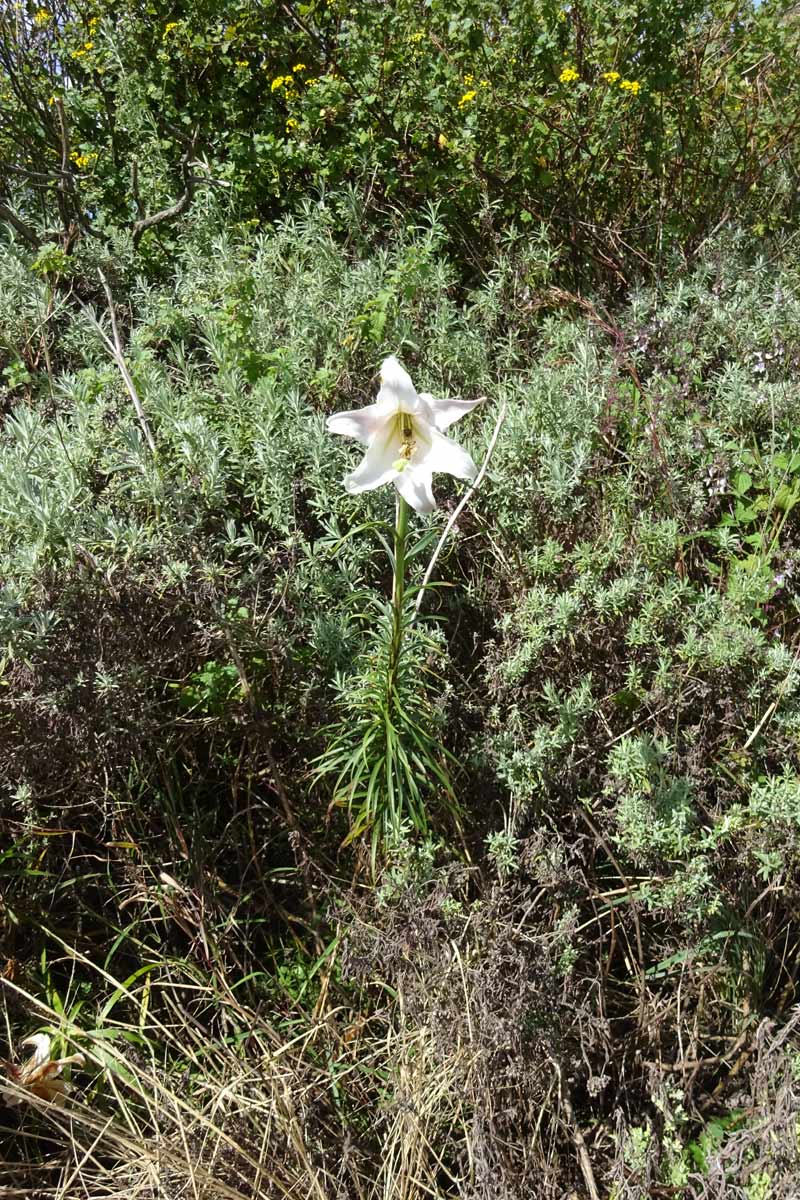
[321,356,484,862]
[389,493,410,697]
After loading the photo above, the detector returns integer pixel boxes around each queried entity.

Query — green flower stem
[389,495,410,693]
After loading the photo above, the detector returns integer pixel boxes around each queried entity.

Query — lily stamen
[392,437,417,473]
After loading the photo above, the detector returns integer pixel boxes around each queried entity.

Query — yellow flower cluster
[458,89,477,108]
[271,67,320,98]
[463,73,474,85]
[235,60,249,69]
[70,149,97,170]
[559,66,579,84]
[286,117,299,132]
[163,21,178,38]
[71,39,95,59]
[33,8,50,25]
[408,31,425,43]
[620,79,641,94]
[601,70,620,83]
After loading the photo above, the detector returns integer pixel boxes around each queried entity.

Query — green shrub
[2,187,800,1196]
[2,1,799,283]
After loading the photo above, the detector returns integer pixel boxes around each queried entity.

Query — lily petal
[326,403,388,446]
[423,393,484,432]
[21,1035,51,1069]
[419,429,478,481]
[379,355,415,394]
[377,355,428,417]
[344,423,402,494]
[394,464,436,514]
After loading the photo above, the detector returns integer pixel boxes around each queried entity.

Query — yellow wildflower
[286,117,299,132]
[88,16,98,28]
[601,70,620,83]
[71,47,85,58]
[235,59,249,68]
[408,31,424,43]
[463,73,474,85]
[305,77,318,87]
[559,66,579,84]
[619,79,641,95]
[292,63,306,72]
[163,22,178,38]
[271,76,286,91]
[458,89,477,108]
[479,79,489,88]
[437,132,448,148]
[33,8,50,25]
[83,40,93,50]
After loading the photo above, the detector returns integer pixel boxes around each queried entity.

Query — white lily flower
[326,356,483,514]
[2,1033,85,1106]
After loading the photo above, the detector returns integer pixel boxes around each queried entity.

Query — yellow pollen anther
[393,423,416,472]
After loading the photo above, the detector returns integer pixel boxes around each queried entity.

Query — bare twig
[413,401,506,619]
[548,1054,602,1200]
[131,140,197,247]
[743,641,800,750]
[82,270,157,455]
[0,199,40,245]
[131,158,143,221]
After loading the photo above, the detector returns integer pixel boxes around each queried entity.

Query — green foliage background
[3,0,799,277]
[1,1,800,1198]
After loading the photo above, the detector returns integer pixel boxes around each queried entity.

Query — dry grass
[0,931,486,1200]
[4,861,800,1199]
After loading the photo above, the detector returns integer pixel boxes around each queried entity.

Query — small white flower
[326,356,482,514]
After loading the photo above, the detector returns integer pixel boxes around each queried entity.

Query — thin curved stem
[413,402,507,619]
